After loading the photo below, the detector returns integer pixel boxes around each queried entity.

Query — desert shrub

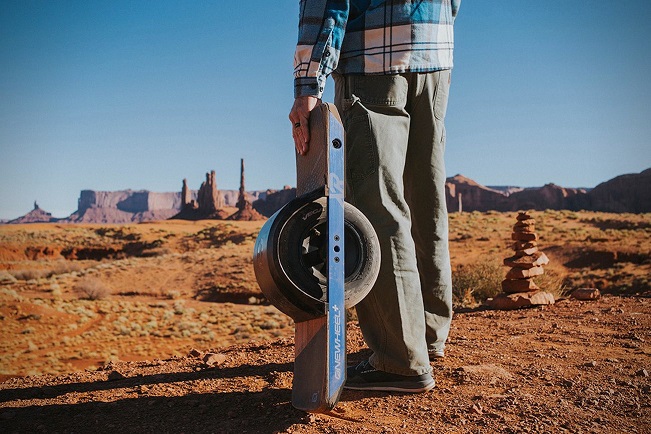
[50,260,83,275]
[258,319,280,330]
[50,283,62,298]
[10,268,49,281]
[0,271,18,284]
[533,267,568,299]
[173,300,186,315]
[140,247,173,257]
[9,261,83,281]
[165,289,181,299]
[74,277,110,300]
[0,288,23,301]
[95,227,140,241]
[452,260,504,307]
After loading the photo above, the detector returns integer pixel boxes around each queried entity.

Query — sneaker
[344,360,435,393]
[428,349,445,360]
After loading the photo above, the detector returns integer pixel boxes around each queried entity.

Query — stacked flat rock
[486,211,555,310]
[502,212,549,293]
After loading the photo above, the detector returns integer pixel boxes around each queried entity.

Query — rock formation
[7,202,59,224]
[76,190,184,214]
[227,159,265,221]
[446,175,511,212]
[173,170,230,220]
[197,170,225,213]
[66,190,184,223]
[486,212,555,310]
[448,169,650,213]
[445,175,591,212]
[508,183,589,211]
[6,168,649,225]
[182,179,192,208]
[252,186,297,217]
[586,168,651,213]
[236,159,247,211]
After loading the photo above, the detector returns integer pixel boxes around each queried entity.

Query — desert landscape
[0,209,649,432]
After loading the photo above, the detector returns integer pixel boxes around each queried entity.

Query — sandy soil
[0,211,649,432]
[1,296,649,433]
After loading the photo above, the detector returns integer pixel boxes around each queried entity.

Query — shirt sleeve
[293,0,349,99]
[452,0,461,18]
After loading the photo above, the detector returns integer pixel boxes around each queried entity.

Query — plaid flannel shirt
[294,0,460,98]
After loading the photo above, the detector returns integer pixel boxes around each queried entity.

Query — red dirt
[1,296,649,433]
[1,213,649,432]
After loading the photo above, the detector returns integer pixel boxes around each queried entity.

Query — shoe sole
[344,379,435,393]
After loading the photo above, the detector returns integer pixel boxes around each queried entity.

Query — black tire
[254,196,380,321]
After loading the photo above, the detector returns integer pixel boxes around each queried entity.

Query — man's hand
[289,96,320,155]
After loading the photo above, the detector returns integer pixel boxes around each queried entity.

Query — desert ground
[0,210,649,432]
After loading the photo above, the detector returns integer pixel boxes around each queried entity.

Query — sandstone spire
[197,170,225,213]
[172,170,229,220]
[236,159,247,211]
[181,179,192,207]
[227,159,265,221]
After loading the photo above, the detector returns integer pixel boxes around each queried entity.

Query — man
[289,0,459,393]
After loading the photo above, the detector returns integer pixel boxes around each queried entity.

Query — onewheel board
[253,103,380,413]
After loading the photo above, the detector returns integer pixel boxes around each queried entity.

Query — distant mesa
[252,186,297,218]
[3,168,649,224]
[66,190,184,223]
[588,168,651,213]
[445,168,650,214]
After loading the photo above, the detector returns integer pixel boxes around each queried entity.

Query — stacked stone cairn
[487,212,555,309]
[503,212,549,292]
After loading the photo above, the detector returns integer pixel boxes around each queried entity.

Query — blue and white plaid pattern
[294,0,460,98]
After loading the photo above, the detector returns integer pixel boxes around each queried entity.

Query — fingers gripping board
[292,103,346,412]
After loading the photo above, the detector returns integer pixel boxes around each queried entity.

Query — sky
[1,1,650,219]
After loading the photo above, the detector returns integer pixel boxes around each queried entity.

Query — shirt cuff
[294,77,324,99]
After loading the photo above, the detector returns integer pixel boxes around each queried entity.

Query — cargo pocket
[345,112,378,183]
[351,74,408,106]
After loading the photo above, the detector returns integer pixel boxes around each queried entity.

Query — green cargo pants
[334,70,453,376]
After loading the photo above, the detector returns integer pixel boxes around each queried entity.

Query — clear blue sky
[1,1,650,219]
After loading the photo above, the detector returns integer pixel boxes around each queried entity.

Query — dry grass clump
[452,259,503,307]
[10,268,49,281]
[10,260,83,281]
[533,266,568,299]
[452,259,569,307]
[51,260,83,275]
[140,247,174,257]
[74,277,111,300]
[0,271,18,284]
